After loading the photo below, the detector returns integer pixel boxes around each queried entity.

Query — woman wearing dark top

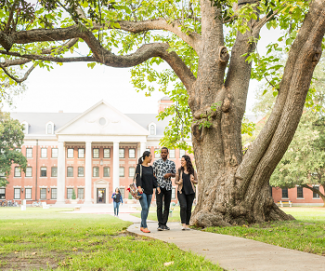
[175,155,198,230]
[136,151,159,233]
[112,188,123,217]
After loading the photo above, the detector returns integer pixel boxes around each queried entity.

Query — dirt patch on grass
[0,252,64,271]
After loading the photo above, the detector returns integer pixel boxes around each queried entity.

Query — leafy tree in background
[0,111,27,187]
[1,0,325,226]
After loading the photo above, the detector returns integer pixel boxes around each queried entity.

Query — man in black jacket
[153,147,176,231]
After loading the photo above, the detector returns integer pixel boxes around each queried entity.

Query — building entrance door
[97,188,106,203]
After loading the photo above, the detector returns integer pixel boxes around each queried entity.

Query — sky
[2,2,283,115]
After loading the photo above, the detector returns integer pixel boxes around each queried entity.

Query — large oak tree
[1,0,325,226]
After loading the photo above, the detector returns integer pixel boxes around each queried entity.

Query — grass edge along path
[0,208,222,270]
[203,207,325,256]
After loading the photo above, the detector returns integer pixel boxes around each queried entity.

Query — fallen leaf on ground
[164,261,174,266]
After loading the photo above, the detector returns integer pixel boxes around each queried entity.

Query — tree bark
[302,184,325,207]
[190,0,325,227]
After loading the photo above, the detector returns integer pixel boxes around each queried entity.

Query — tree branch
[0,63,36,83]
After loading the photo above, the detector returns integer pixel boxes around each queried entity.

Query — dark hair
[115,187,121,194]
[138,151,151,164]
[181,155,194,175]
[161,147,169,153]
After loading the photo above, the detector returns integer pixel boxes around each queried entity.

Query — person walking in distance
[112,188,123,217]
[175,155,198,230]
[153,147,176,231]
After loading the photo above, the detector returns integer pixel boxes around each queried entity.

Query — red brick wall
[272,186,324,204]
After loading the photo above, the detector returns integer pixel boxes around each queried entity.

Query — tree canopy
[0,111,27,187]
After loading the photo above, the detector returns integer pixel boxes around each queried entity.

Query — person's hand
[190,175,195,182]
[157,187,161,194]
[138,187,143,194]
[163,173,170,179]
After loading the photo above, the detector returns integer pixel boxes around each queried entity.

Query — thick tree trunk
[189,0,325,227]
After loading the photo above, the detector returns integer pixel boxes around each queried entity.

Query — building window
[129,149,135,158]
[129,167,135,177]
[47,123,53,134]
[149,124,156,135]
[297,186,304,198]
[0,171,5,177]
[179,149,186,157]
[282,188,288,198]
[78,188,84,199]
[25,188,32,199]
[51,188,57,199]
[313,186,320,198]
[51,167,58,177]
[26,148,33,158]
[120,188,125,199]
[67,148,74,158]
[26,167,32,177]
[14,167,21,177]
[40,188,47,199]
[172,187,176,199]
[67,188,73,199]
[67,167,74,177]
[93,167,99,177]
[0,188,5,199]
[104,148,110,158]
[14,188,20,199]
[155,149,160,158]
[119,167,125,177]
[51,148,58,158]
[119,148,125,158]
[78,167,84,177]
[78,148,85,158]
[16,148,21,152]
[41,148,47,158]
[103,167,110,177]
[40,167,47,177]
[93,148,99,158]
[169,149,175,158]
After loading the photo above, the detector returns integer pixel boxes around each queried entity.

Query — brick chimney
[158,96,173,113]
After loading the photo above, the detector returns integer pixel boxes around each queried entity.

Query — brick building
[1,97,324,206]
[1,97,191,205]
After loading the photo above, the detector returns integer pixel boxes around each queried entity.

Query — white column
[140,141,147,158]
[56,141,66,204]
[113,141,120,189]
[84,141,92,204]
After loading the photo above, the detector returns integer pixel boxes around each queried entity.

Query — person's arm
[111,193,115,199]
[175,168,182,185]
[191,171,198,184]
[169,161,177,178]
[135,165,143,193]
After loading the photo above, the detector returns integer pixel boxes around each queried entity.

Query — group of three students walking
[135,147,198,233]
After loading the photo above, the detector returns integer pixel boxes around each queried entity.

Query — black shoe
[162,225,170,231]
[157,226,164,231]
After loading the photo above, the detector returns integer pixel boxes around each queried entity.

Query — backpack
[127,165,143,200]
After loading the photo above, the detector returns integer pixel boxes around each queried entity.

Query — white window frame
[0,188,5,199]
[14,188,20,199]
[51,188,57,199]
[155,149,160,158]
[129,167,135,177]
[67,188,73,199]
[25,188,32,199]
[129,149,135,158]
[51,167,58,177]
[25,167,32,177]
[26,148,33,158]
[169,149,175,158]
[67,148,74,158]
[67,166,74,177]
[78,188,84,199]
[103,167,110,177]
[149,122,156,136]
[51,148,58,158]
[103,148,110,158]
[78,167,84,177]
[119,148,125,158]
[179,149,186,158]
[313,186,320,198]
[14,167,21,177]
[78,148,85,158]
[40,167,47,177]
[40,188,47,199]
[45,121,54,134]
[119,167,125,177]
[93,148,100,158]
[93,167,99,177]
[41,148,48,158]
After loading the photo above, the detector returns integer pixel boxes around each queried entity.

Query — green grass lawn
[0,208,222,271]
[204,207,325,256]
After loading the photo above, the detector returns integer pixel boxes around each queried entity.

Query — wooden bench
[277,200,292,207]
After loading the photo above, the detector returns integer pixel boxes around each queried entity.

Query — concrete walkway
[128,222,325,271]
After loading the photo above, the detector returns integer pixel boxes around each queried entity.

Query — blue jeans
[139,193,152,228]
[113,201,120,216]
